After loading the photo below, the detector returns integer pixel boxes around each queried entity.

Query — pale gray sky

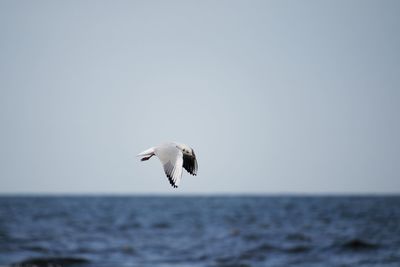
[0,1,399,194]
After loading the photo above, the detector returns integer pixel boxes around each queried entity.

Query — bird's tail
[137,147,155,161]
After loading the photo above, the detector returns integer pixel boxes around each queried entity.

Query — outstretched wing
[183,149,198,176]
[155,145,183,188]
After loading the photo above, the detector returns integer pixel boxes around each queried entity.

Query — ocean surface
[0,196,399,267]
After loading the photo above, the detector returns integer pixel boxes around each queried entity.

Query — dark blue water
[1,196,399,267]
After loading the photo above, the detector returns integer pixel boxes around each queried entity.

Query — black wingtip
[166,174,178,188]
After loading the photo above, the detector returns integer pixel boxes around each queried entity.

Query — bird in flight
[138,142,198,188]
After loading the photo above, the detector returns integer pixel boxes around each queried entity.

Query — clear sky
[0,1,399,194]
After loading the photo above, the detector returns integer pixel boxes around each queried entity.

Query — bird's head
[177,144,195,157]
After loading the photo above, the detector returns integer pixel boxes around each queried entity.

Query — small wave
[118,222,142,231]
[120,244,136,255]
[283,245,312,253]
[242,233,261,241]
[238,243,278,261]
[215,263,251,267]
[12,257,90,267]
[152,222,171,229]
[20,245,50,253]
[340,239,379,251]
[214,256,252,267]
[285,233,312,242]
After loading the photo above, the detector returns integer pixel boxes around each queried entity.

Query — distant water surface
[0,196,399,267]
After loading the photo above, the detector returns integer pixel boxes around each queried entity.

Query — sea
[0,196,399,267]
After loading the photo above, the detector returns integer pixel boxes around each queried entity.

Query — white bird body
[138,142,198,188]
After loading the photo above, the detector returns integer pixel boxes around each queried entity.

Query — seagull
[137,142,198,188]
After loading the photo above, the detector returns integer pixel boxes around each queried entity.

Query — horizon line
[0,192,399,197]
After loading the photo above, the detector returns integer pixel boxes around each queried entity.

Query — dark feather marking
[183,153,197,176]
[141,154,154,161]
[164,161,178,188]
